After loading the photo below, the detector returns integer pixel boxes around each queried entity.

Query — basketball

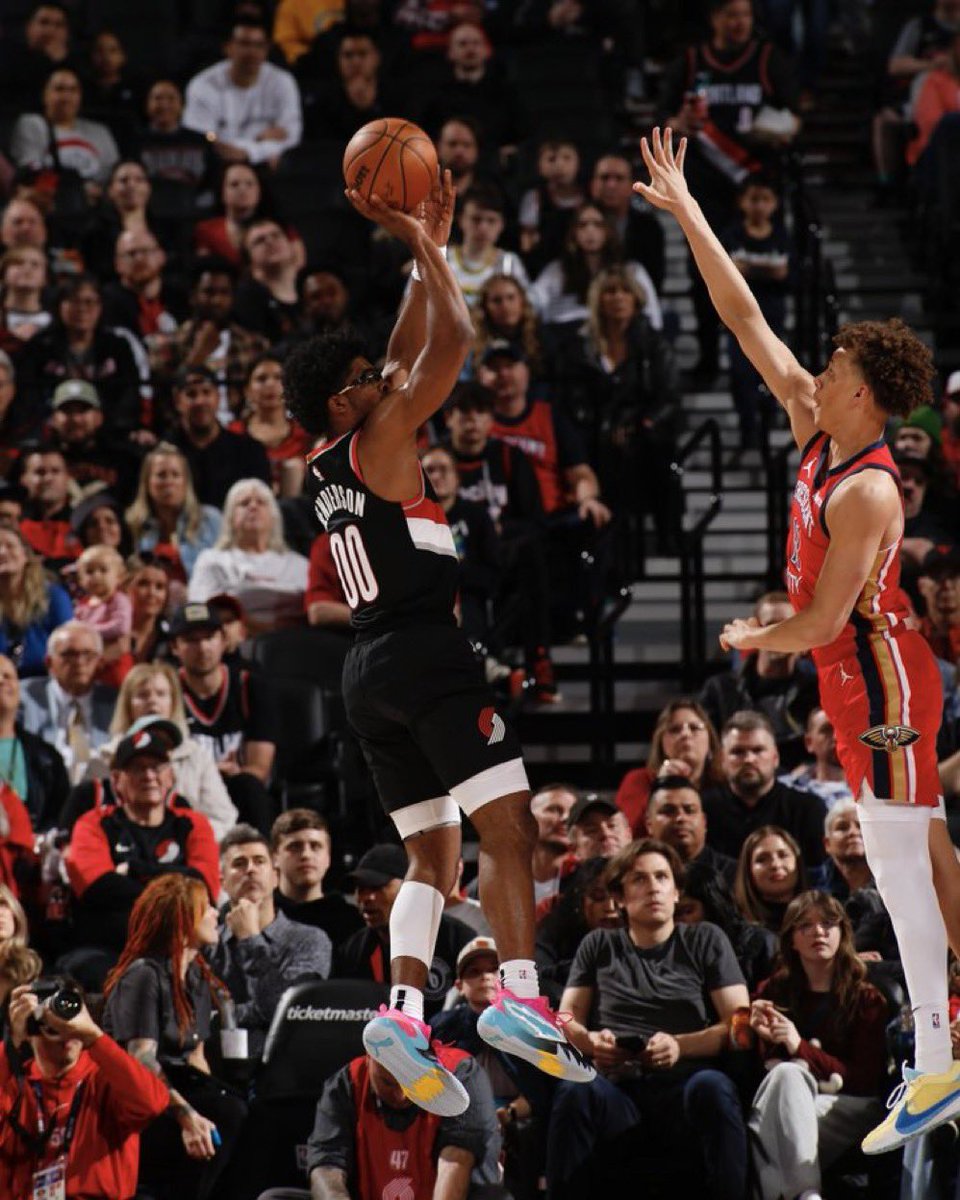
[342,118,438,213]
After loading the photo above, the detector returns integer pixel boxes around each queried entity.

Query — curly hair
[833,319,935,420]
[282,331,368,436]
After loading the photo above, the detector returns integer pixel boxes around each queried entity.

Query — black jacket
[18,725,70,832]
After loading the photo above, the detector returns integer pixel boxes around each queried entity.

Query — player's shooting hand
[417,168,456,247]
[633,127,690,215]
[719,616,762,651]
[344,188,425,249]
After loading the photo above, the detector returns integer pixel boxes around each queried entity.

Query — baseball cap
[346,843,408,888]
[169,602,222,638]
[456,936,499,975]
[126,713,184,751]
[567,794,619,829]
[481,338,525,366]
[113,727,172,769]
[945,370,960,398]
[52,379,101,410]
[173,364,218,391]
[69,490,121,536]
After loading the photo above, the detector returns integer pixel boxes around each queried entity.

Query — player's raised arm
[635,128,816,449]
[382,170,458,380]
[346,187,473,436]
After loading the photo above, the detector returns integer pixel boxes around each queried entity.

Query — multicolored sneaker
[862,1061,960,1154]
[476,987,595,1082]
[362,1007,469,1117]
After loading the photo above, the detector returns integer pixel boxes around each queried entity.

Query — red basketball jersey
[785,432,910,669]
[491,400,565,514]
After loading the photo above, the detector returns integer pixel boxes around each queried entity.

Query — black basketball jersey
[306,430,459,635]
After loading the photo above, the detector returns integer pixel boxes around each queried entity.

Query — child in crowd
[449,184,529,307]
[519,136,585,264]
[74,544,133,686]
[720,174,792,451]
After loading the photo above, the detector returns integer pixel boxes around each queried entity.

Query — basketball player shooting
[282,171,594,1117]
[636,127,960,1153]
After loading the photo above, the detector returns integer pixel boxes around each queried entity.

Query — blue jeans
[760,0,830,87]
[545,1067,748,1200]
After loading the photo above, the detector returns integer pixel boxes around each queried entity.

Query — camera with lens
[26,978,83,1035]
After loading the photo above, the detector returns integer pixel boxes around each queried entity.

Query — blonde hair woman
[188,477,308,633]
[0,528,73,676]
[78,661,237,840]
[471,273,544,379]
[125,443,221,580]
[0,882,29,950]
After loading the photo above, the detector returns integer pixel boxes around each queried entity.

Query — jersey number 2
[329,525,379,608]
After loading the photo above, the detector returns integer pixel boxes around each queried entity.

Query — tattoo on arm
[128,1038,194,1118]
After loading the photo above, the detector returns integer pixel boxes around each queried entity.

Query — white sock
[389,985,424,1022]
[500,959,539,999]
[859,801,952,1075]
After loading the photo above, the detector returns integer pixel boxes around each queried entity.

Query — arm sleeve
[566,929,602,990]
[47,584,74,629]
[185,813,222,899]
[104,961,163,1045]
[183,74,221,138]
[65,812,121,897]
[186,551,229,602]
[528,262,561,318]
[78,592,132,639]
[305,1066,357,1176]
[231,72,303,164]
[436,1056,495,1164]
[697,924,747,992]
[233,926,332,1027]
[552,408,588,470]
[9,114,49,168]
[890,18,921,62]
[89,1034,170,1129]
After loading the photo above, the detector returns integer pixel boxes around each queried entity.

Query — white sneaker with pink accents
[476,987,595,1082]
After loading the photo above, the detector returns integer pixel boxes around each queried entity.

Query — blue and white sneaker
[477,987,595,1082]
[362,1007,469,1117]
[862,1061,960,1154]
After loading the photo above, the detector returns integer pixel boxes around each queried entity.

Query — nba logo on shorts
[933,1013,941,1029]
[478,706,505,746]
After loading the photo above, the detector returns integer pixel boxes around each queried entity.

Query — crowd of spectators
[0,1,958,1199]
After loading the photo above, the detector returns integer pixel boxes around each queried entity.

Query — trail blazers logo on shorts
[478,706,505,746]
[858,724,921,753]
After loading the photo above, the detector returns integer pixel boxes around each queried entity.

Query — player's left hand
[417,168,456,248]
[719,616,762,651]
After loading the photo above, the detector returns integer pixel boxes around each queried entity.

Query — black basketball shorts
[342,623,528,836]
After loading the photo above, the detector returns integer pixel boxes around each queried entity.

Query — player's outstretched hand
[344,188,424,249]
[633,127,691,215]
[417,168,456,248]
[719,616,762,651]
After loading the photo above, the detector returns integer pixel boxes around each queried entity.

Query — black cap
[113,727,172,769]
[169,602,222,638]
[920,547,960,579]
[481,338,525,366]
[346,843,408,888]
[173,364,218,391]
[69,490,122,536]
[567,794,619,829]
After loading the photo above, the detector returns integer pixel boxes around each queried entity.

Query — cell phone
[615,1033,648,1054]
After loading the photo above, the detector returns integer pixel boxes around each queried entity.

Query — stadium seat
[245,978,389,1193]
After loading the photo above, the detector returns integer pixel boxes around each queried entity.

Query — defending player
[282,173,594,1117]
[635,127,960,1153]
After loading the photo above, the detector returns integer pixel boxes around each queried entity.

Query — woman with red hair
[103,874,247,1199]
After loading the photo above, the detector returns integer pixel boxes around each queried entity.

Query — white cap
[945,370,960,397]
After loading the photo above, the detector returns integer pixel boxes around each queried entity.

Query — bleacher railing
[670,418,723,687]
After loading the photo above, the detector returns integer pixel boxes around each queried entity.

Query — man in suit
[19,620,116,785]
